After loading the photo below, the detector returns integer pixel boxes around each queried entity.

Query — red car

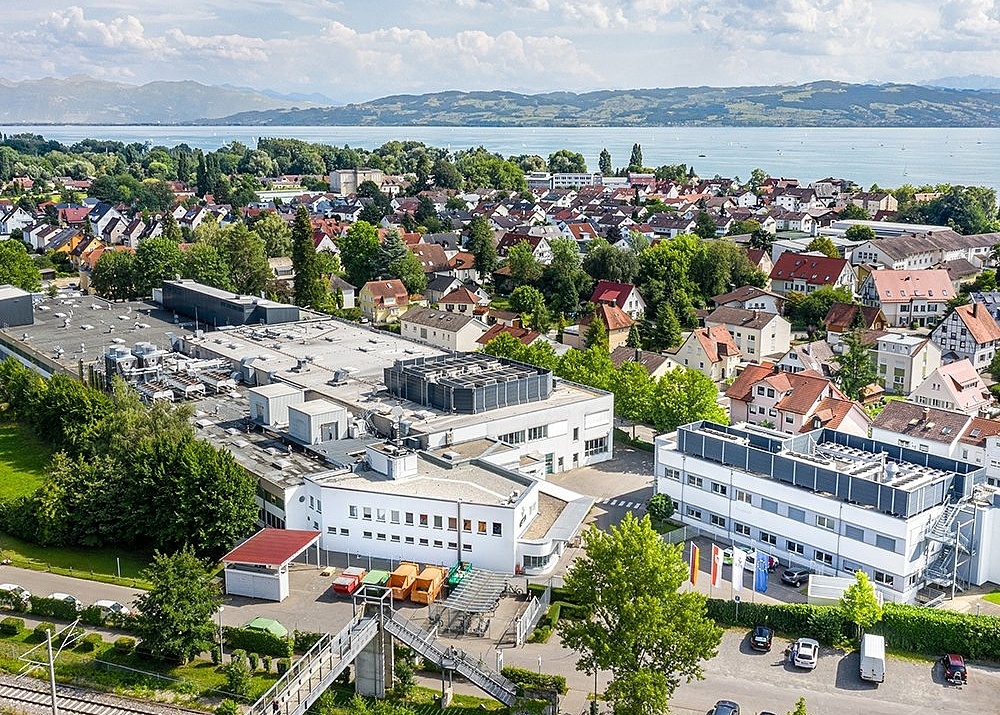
[331,567,366,596]
[943,654,967,685]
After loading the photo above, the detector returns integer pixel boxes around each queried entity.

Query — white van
[860,633,886,683]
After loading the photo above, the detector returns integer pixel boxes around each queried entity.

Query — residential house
[425,275,463,305]
[848,227,999,270]
[704,307,791,359]
[410,243,451,275]
[871,401,972,460]
[858,269,954,327]
[775,340,836,377]
[495,233,553,264]
[329,168,384,195]
[565,304,635,352]
[88,202,124,237]
[769,253,856,296]
[872,333,942,395]
[609,346,678,379]
[359,279,410,325]
[448,251,479,283]
[931,302,1000,369]
[438,286,484,315]
[711,285,786,314]
[772,187,822,212]
[329,276,356,309]
[399,307,489,353]
[0,206,33,237]
[670,325,741,382]
[909,360,993,415]
[967,291,1000,323]
[589,280,647,320]
[648,213,696,238]
[476,323,542,348]
[848,191,899,215]
[726,362,871,436]
[746,249,774,281]
[822,302,889,346]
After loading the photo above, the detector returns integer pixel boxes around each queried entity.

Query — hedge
[293,630,324,654]
[0,590,27,612]
[28,595,79,621]
[223,626,292,658]
[501,666,568,695]
[705,599,851,646]
[0,616,23,635]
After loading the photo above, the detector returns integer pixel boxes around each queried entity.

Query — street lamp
[217,606,225,661]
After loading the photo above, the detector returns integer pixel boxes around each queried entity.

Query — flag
[711,545,723,588]
[754,550,769,593]
[731,547,746,592]
[689,543,700,586]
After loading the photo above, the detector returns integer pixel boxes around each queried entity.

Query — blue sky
[4,1,999,102]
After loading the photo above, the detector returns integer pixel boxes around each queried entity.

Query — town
[1,134,1000,715]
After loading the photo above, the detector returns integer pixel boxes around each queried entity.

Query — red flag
[711,544,723,588]
[689,543,700,586]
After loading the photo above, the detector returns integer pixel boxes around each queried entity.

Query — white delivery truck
[859,633,886,683]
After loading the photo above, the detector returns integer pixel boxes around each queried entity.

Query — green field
[0,531,153,589]
[0,421,51,499]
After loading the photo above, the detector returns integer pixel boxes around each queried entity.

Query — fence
[661,525,705,545]
[512,582,551,647]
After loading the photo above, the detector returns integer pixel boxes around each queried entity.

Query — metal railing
[513,583,551,647]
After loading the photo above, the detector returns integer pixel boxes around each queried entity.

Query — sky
[4,1,1000,103]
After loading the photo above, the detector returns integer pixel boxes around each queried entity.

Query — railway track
[0,674,204,715]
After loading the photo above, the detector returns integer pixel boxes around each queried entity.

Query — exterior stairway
[927,501,963,544]
[383,612,518,706]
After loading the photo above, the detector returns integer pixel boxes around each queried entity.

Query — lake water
[3,125,1000,192]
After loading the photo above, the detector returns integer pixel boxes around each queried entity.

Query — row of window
[585,436,608,456]
[347,506,503,536]
[327,526,474,552]
[498,424,553,446]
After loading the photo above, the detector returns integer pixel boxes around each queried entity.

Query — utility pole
[47,629,58,715]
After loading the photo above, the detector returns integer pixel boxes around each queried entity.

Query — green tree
[806,236,839,258]
[183,242,232,291]
[584,315,609,352]
[694,212,718,240]
[540,238,592,314]
[626,324,642,350]
[252,211,293,257]
[548,149,587,174]
[839,203,870,220]
[90,250,137,300]
[505,241,544,288]
[788,697,809,715]
[372,229,409,279]
[224,658,253,701]
[833,329,877,402]
[391,249,428,296]
[627,143,644,172]
[207,222,272,297]
[510,285,547,317]
[839,571,883,640]
[559,513,722,715]
[599,148,612,176]
[160,212,182,243]
[989,351,1000,382]
[651,302,682,351]
[134,236,185,296]
[646,493,674,523]
[583,237,639,284]
[844,224,876,242]
[0,240,41,291]
[650,368,728,432]
[466,215,498,278]
[339,221,380,288]
[291,206,326,308]
[133,547,222,663]
[784,286,855,331]
[749,168,769,195]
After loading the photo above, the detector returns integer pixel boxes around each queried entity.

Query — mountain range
[6,77,1000,127]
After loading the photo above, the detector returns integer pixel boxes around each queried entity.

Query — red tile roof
[770,253,849,286]
[953,302,1000,344]
[867,269,952,303]
[476,323,540,345]
[439,286,480,305]
[691,325,740,363]
[590,280,638,309]
[582,303,635,332]
[222,528,320,567]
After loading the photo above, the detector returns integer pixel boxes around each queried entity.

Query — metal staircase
[246,613,379,715]
[384,612,518,706]
[924,500,971,590]
[927,501,963,544]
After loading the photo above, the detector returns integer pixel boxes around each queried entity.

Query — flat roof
[0,285,30,300]
[290,398,343,416]
[249,382,301,398]
[223,528,320,567]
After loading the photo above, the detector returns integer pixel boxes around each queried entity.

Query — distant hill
[198,81,1000,127]
[926,75,1000,91]
[0,76,321,124]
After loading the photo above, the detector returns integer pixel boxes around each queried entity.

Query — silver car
[792,638,820,669]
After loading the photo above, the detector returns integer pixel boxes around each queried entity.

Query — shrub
[224,659,253,702]
[0,589,28,613]
[216,700,240,715]
[80,605,106,627]
[0,616,24,636]
[501,666,568,695]
[211,646,221,665]
[277,658,290,675]
[113,637,135,654]
[33,622,56,641]
[77,633,104,652]
[293,629,323,654]
[230,649,247,666]
[647,493,675,522]
[527,625,552,644]
[262,655,272,673]
[223,625,292,658]
[247,652,259,671]
[28,596,78,621]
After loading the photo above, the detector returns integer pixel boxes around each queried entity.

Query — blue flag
[754,550,769,593]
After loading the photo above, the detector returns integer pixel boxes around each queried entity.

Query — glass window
[735,489,752,504]
[710,514,726,528]
[433,515,443,529]
[462,543,472,552]
[448,517,458,531]
[875,535,896,552]
[377,533,386,541]
[405,536,415,545]
[433,540,443,548]
[735,522,751,536]
[686,506,702,520]
[873,570,893,586]
[786,540,804,555]
[687,475,704,488]
[376,508,386,522]
[390,510,400,524]
[760,498,778,513]
[363,531,373,540]
[363,507,372,520]
[405,512,414,526]
[463,519,472,532]
[585,436,607,456]
[527,425,548,441]
[419,538,429,546]
[844,525,865,541]
[390,535,400,542]
[760,531,777,546]
[478,521,487,534]
[419,513,428,527]
[340,528,349,536]
[492,522,502,536]
[787,507,806,522]
[816,515,835,531]
[711,482,728,496]
[814,550,834,565]
[349,505,358,519]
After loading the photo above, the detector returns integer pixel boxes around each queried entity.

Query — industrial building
[0,285,33,328]
[160,279,300,328]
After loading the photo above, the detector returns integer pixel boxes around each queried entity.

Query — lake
[3,125,1000,192]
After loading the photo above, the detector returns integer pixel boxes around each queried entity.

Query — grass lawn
[984,590,1000,605]
[0,422,50,499]
[324,684,507,714]
[0,531,153,590]
[650,518,685,535]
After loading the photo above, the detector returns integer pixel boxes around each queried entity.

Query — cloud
[940,0,1000,37]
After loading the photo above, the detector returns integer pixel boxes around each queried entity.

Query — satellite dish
[390,405,404,421]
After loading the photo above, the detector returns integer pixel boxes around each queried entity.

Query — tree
[90,250,137,300]
[510,285,547,317]
[989,351,1000,382]
[339,221,380,288]
[291,206,326,308]
[843,224,876,242]
[133,236,185,296]
[839,571,883,640]
[548,149,587,174]
[0,240,41,291]
[788,697,809,715]
[133,547,222,663]
[626,324,642,350]
[784,286,855,331]
[224,658,253,701]
[183,242,232,291]
[651,302,682,350]
[627,143,644,172]
[505,241,543,288]
[806,236,839,258]
[694,212,718,240]
[839,203,870,220]
[584,315,609,352]
[160,212,182,243]
[372,229,409,279]
[466,215,498,278]
[583,237,638,284]
[646,493,674,523]
[649,367,728,432]
[252,211,293,257]
[599,148,612,176]
[749,168,769,195]
[541,238,592,315]
[559,513,722,715]
[833,329,877,402]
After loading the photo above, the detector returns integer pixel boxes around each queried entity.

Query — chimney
[973,302,980,318]
[922,407,930,422]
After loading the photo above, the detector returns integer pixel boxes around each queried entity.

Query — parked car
[781,567,814,587]
[722,545,753,565]
[942,653,967,685]
[93,599,131,617]
[750,625,774,652]
[0,583,30,603]
[792,638,820,669]
[47,592,83,611]
[711,700,740,715]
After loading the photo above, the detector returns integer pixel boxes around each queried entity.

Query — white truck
[859,633,886,683]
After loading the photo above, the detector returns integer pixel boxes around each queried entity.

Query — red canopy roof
[222,528,320,567]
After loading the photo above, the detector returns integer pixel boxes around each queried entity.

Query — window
[349,505,358,519]
[463,519,472,532]
[710,514,726,528]
[760,498,778,514]
[873,570,893,586]
[527,425,548,441]
[711,482,728,496]
[478,521,487,534]
[585,436,608,456]
[735,489,752,504]
[363,507,372,520]
[340,528,349,536]
[735,522,751,536]
[875,535,897,552]
[814,550,834,566]
[433,540,443,548]
[844,525,865,541]
[462,544,472,552]
[816,515,835,531]
[907,573,918,587]
[377,533,386,541]
[573,427,579,441]
[309,496,314,509]
[376,508,386,522]
[448,517,458,531]
[419,514,428,527]
[405,536,415,545]
[419,538,429,546]
[785,415,794,424]
[686,506,703,520]
[390,510,400,524]
[391,534,400,543]
[759,531,777,546]
[842,560,862,574]
[405,512,414,525]
[664,467,682,481]
[448,541,458,549]
[492,522,503,536]
[757,386,766,395]
[499,430,526,445]
[363,531,373,540]
[787,507,806,523]
[433,515,443,530]
[687,475,704,488]
[766,388,775,398]
[786,540,805,555]
[327,526,336,534]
